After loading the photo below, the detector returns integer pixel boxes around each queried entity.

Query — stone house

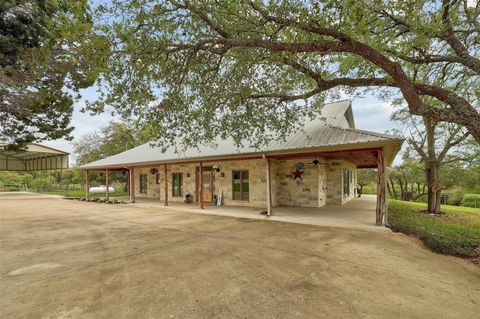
[80,100,403,225]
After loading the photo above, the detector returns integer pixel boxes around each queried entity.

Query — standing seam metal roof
[80,100,403,169]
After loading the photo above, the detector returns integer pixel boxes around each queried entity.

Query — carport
[0,144,69,192]
[0,143,69,171]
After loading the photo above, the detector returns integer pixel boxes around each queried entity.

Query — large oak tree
[87,0,480,147]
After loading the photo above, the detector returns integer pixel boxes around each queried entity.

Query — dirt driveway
[1,197,479,318]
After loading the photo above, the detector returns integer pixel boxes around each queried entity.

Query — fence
[462,195,479,208]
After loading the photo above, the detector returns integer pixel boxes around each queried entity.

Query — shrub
[446,188,465,206]
[388,200,480,258]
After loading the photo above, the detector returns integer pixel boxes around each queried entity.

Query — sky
[43,88,399,164]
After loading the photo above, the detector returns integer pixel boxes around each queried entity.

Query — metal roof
[0,143,69,171]
[81,100,403,169]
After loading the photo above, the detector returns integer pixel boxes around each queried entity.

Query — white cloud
[352,101,396,133]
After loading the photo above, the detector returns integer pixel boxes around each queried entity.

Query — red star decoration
[291,169,304,181]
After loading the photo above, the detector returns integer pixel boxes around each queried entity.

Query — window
[343,169,350,197]
[139,174,148,194]
[156,173,160,184]
[172,173,183,197]
[232,170,249,200]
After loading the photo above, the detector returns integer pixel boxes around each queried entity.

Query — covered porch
[84,147,389,226]
[114,194,383,231]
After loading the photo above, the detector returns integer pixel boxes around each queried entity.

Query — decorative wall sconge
[220,172,225,177]
[186,173,190,178]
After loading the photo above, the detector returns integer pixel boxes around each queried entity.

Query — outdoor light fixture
[312,158,320,165]
[186,173,190,178]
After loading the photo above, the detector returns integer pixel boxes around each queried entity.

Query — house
[80,100,403,225]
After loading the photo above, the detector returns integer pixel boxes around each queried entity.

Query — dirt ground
[1,196,479,318]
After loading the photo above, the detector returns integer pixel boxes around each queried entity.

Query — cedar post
[129,167,135,202]
[376,149,386,225]
[127,169,130,197]
[265,157,272,216]
[105,168,110,201]
[164,164,168,206]
[85,170,89,198]
[199,162,204,209]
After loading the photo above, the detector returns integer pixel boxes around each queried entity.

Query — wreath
[150,167,159,175]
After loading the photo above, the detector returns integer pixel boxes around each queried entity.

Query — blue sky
[43,88,398,163]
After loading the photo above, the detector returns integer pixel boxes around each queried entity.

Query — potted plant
[184,193,193,203]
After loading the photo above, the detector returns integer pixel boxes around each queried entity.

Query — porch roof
[80,100,403,170]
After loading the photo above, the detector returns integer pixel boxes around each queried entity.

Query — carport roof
[80,101,404,170]
[0,143,69,171]
[0,143,69,160]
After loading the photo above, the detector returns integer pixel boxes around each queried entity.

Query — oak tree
[87,0,480,148]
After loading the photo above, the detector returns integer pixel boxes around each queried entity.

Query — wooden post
[85,170,89,198]
[265,157,272,216]
[129,167,135,202]
[199,162,204,209]
[105,168,110,201]
[127,169,130,197]
[376,149,386,225]
[164,164,168,206]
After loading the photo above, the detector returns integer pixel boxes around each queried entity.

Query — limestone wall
[212,159,267,207]
[274,158,322,207]
[132,157,356,208]
[325,159,357,205]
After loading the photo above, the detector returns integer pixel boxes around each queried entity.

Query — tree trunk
[426,162,441,213]
[398,178,404,197]
[424,116,441,214]
[388,177,398,199]
[387,181,393,198]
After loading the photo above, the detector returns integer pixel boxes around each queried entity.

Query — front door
[196,166,215,203]
[202,171,214,202]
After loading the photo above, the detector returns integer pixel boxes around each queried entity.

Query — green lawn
[45,189,128,198]
[388,200,480,259]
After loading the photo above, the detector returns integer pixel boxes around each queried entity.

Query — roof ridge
[341,126,403,140]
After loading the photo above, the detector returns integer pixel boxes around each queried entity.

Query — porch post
[164,164,168,206]
[265,157,272,216]
[105,168,110,201]
[127,170,130,197]
[376,149,386,225]
[85,170,89,198]
[129,167,135,202]
[199,161,204,209]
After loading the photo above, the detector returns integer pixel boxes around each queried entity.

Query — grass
[45,189,128,198]
[361,184,377,194]
[388,200,480,259]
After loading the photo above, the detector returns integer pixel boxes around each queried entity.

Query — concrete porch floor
[119,194,384,232]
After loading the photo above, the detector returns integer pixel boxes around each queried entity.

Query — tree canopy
[73,121,152,165]
[0,0,96,149]
[85,0,480,149]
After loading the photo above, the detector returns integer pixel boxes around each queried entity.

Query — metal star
[291,169,304,181]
